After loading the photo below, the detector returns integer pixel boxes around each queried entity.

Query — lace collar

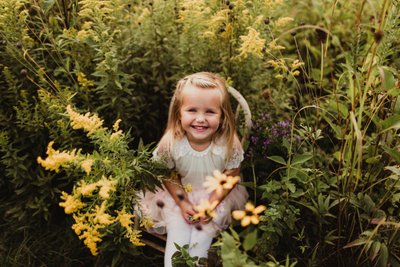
[174,136,225,158]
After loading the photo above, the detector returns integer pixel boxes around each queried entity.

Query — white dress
[139,136,248,235]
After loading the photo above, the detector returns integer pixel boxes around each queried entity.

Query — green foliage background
[0,0,399,266]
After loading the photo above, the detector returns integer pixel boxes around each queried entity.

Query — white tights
[164,212,218,267]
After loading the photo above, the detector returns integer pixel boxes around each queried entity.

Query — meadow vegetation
[0,0,399,266]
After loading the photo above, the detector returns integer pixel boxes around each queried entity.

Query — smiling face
[179,84,222,150]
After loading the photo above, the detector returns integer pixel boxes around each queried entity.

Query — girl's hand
[199,215,212,224]
[179,200,197,224]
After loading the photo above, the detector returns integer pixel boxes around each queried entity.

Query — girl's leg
[189,204,230,260]
[188,225,215,259]
[164,210,192,267]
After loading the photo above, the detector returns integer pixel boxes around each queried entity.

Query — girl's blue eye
[206,110,216,114]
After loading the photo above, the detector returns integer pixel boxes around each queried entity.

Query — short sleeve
[225,143,244,170]
[152,145,175,169]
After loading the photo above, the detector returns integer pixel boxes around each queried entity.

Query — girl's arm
[155,136,197,224]
[163,172,197,224]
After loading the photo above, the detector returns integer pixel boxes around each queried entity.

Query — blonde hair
[159,72,237,161]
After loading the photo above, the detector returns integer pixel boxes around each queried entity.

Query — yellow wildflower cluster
[232,202,266,227]
[78,180,98,196]
[267,39,286,51]
[37,141,78,172]
[59,191,85,214]
[110,119,123,140]
[74,175,117,199]
[77,72,95,88]
[263,0,284,9]
[140,216,155,229]
[0,0,29,41]
[37,141,96,175]
[267,59,288,72]
[81,158,95,175]
[203,9,229,39]
[274,17,294,28]
[203,170,240,196]
[66,105,103,135]
[70,201,115,256]
[238,27,266,58]
[267,58,305,79]
[62,183,143,255]
[72,213,103,255]
[178,0,207,23]
[78,0,114,19]
[97,175,118,199]
[116,209,145,247]
[290,59,305,76]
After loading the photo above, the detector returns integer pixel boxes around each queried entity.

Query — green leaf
[43,0,56,14]
[243,230,258,251]
[267,156,286,165]
[380,115,400,133]
[285,182,296,193]
[230,227,240,241]
[343,238,368,248]
[377,243,388,267]
[388,88,400,97]
[329,100,348,118]
[291,154,313,166]
[382,145,400,163]
[379,67,396,91]
[369,241,381,261]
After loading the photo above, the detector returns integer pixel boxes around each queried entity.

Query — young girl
[139,72,248,266]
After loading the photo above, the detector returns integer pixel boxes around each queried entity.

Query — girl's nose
[196,115,205,122]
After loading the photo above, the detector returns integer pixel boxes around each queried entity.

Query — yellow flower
[59,191,85,214]
[140,217,154,228]
[127,229,145,246]
[37,141,77,172]
[97,175,117,199]
[183,183,193,193]
[203,170,240,196]
[238,27,266,58]
[193,199,218,220]
[66,105,103,135]
[115,208,145,246]
[76,30,90,42]
[112,119,122,131]
[81,158,94,175]
[268,39,286,51]
[77,72,94,88]
[274,17,294,28]
[291,59,305,69]
[72,213,88,235]
[110,130,122,140]
[80,225,102,256]
[291,70,300,76]
[81,21,93,30]
[94,202,115,225]
[77,180,97,196]
[116,208,135,229]
[232,202,266,227]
